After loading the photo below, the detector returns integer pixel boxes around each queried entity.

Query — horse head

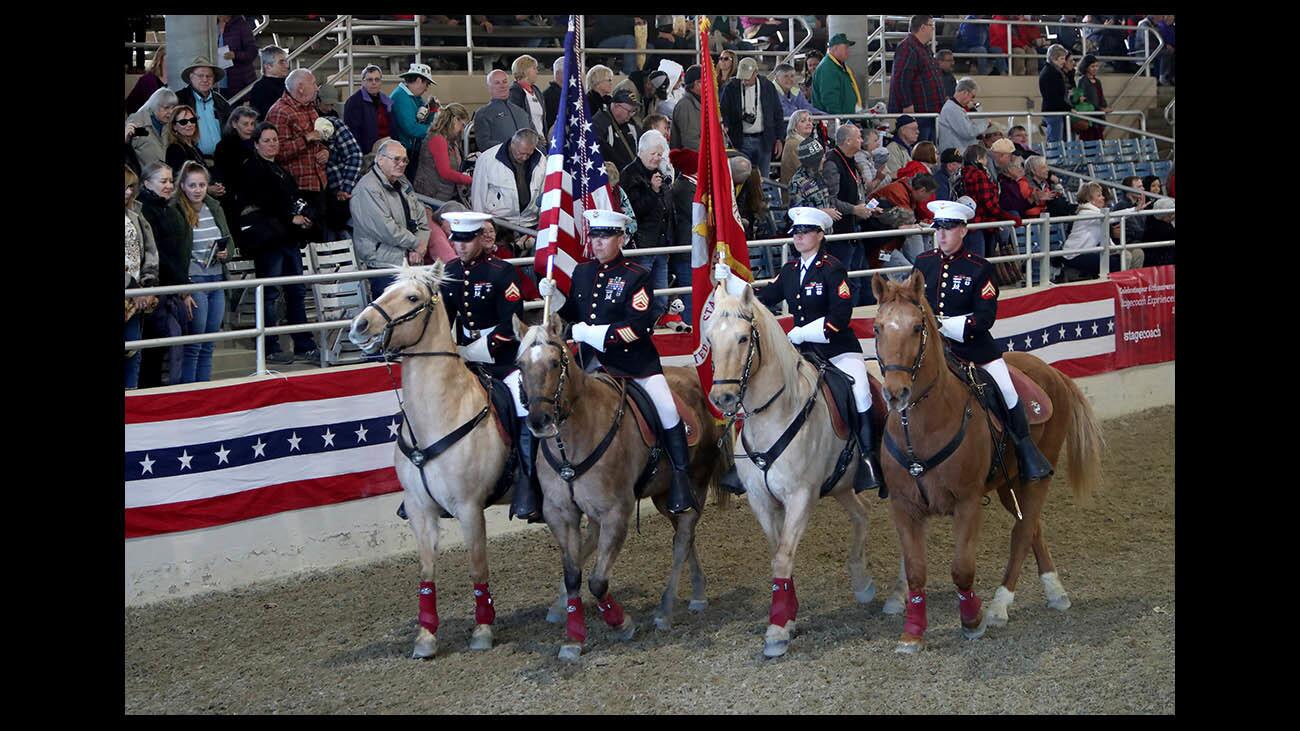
[702,280,769,416]
[349,261,450,356]
[513,312,569,438]
[871,270,939,412]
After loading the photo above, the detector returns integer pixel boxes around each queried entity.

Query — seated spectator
[644,15,693,76]
[212,105,259,243]
[987,137,1018,180]
[391,63,438,181]
[1143,174,1163,197]
[729,152,770,240]
[543,56,565,136]
[644,113,671,143]
[883,114,919,179]
[594,88,641,172]
[316,85,364,241]
[1008,125,1037,159]
[586,64,615,117]
[858,126,892,194]
[1142,197,1175,266]
[937,77,990,157]
[165,106,220,197]
[587,15,643,75]
[896,141,937,181]
[216,14,257,94]
[351,139,430,295]
[247,45,290,119]
[603,162,640,240]
[1024,155,1075,217]
[126,45,167,113]
[997,155,1035,217]
[124,165,160,390]
[414,103,474,205]
[954,15,991,75]
[1111,175,1150,243]
[1012,15,1046,75]
[780,110,815,205]
[1062,181,1143,278]
[773,62,825,118]
[469,128,546,232]
[669,147,699,319]
[475,69,533,155]
[871,172,938,271]
[136,162,188,387]
[175,57,231,157]
[936,50,957,99]
[173,161,232,383]
[620,129,674,323]
[978,122,1005,150]
[670,65,704,151]
[238,122,319,364]
[343,64,393,158]
[959,143,1021,257]
[128,87,179,171]
[638,72,672,128]
[508,54,547,136]
[425,201,465,264]
[935,147,963,200]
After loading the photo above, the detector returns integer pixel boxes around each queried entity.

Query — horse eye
[407,295,418,302]
[738,335,748,344]
[549,359,559,368]
[913,323,924,333]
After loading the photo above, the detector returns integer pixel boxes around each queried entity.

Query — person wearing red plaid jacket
[267,69,329,239]
[957,143,1021,258]
[888,15,947,144]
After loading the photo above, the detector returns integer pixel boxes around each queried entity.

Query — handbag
[237,207,291,258]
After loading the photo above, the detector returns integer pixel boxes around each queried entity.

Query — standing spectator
[164,106,208,184]
[316,86,364,241]
[475,69,533,155]
[174,162,232,383]
[888,15,945,143]
[787,136,847,224]
[720,57,784,180]
[1008,125,1037,159]
[414,103,473,204]
[773,62,826,118]
[247,46,290,119]
[469,128,546,231]
[603,162,640,241]
[1062,181,1142,278]
[391,63,437,182]
[780,110,815,205]
[128,88,178,170]
[213,105,259,245]
[543,56,565,135]
[883,115,920,180]
[715,50,739,86]
[238,122,319,363]
[657,60,686,118]
[1074,54,1111,141]
[1111,175,1150,243]
[813,33,863,115]
[586,64,616,117]
[823,124,877,297]
[508,54,547,136]
[644,113,671,143]
[631,72,671,128]
[959,143,1021,257]
[593,88,641,173]
[126,46,167,113]
[1143,198,1175,266]
[955,15,991,75]
[937,77,991,157]
[216,14,257,94]
[588,15,644,75]
[935,147,963,200]
[619,129,674,322]
[342,65,393,158]
[266,69,329,239]
[124,166,160,390]
[668,147,699,319]
[351,139,430,296]
[936,50,958,99]
[175,57,231,157]
[136,162,189,387]
[1039,44,1072,144]
[670,65,704,151]
[1012,15,1046,75]
[1154,15,1175,85]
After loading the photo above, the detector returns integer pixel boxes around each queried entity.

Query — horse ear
[431,259,445,284]
[512,313,529,342]
[871,273,888,304]
[907,268,925,302]
[739,282,755,306]
[546,312,566,340]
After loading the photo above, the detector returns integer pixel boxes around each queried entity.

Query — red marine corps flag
[690,16,754,418]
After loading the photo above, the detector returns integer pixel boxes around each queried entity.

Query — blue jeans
[668,252,693,322]
[125,313,142,389]
[826,239,867,305]
[181,274,227,383]
[915,117,937,144]
[643,253,669,320]
[599,34,639,73]
[139,295,185,387]
[740,134,773,182]
[255,246,317,355]
[1044,115,1064,144]
[956,44,992,74]
[963,228,988,258]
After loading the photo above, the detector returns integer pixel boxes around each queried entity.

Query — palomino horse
[348,262,515,659]
[512,314,726,661]
[702,281,882,658]
[871,271,1104,654]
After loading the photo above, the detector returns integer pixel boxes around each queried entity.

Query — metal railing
[124,206,1171,379]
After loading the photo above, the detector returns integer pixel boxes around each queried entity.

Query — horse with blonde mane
[348,262,516,659]
[702,280,886,658]
[871,271,1104,654]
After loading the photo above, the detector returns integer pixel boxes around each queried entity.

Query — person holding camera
[719,57,784,182]
[238,122,319,364]
[937,77,991,160]
[174,161,233,383]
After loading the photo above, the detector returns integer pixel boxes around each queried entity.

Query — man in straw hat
[392,62,438,182]
[176,56,231,157]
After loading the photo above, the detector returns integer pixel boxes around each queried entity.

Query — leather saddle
[622,378,701,448]
[467,364,521,504]
[943,351,1053,429]
[802,353,888,440]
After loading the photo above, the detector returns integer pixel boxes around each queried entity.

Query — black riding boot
[662,422,699,514]
[853,412,885,497]
[510,424,545,523]
[1007,400,1054,481]
[719,464,747,495]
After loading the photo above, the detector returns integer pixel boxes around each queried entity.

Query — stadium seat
[1116,162,1137,179]
[1152,160,1172,180]
[1118,138,1140,162]
[1100,139,1122,161]
[1139,138,1159,160]
[1133,161,1153,178]
[306,240,370,368]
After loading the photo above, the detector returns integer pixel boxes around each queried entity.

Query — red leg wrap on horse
[565,596,587,643]
[418,581,439,634]
[770,578,795,628]
[903,590,927,637]
[596,593,625,627]
[473,583,495,625]
[957,588,982,624]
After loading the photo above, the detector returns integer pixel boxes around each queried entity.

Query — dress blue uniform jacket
[558,253,662,378]
[442,253,526,377]
[913,247,1002,364]
[755,249,862,360]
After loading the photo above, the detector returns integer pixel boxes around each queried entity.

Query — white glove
[795,317,830,344]
[571,322,610,352]
[458,335,492,363]
[714,263,731,282]
[787,325,807,345]
[462,324,496,340]
[538,277,555,297]
[939,316,966,341]
[714,264,749,297]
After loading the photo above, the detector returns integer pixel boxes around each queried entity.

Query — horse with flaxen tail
[871,271,1104,654]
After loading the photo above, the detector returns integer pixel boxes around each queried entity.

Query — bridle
[711,312,787,424]
[876,301,941,413]
[365,280,457,361]
[518,336,572,427]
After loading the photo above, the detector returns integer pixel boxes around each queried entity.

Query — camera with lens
[291,199,308,217]
[132,126,151,138]
[742,111,757,125]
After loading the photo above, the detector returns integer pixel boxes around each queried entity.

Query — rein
[535,342,631,499]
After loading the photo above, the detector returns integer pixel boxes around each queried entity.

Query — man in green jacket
[812,33,863,116]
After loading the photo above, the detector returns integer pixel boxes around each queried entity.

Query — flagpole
[543,252,556,326]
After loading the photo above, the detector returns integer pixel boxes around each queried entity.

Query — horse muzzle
[527,412,559,439]
[709,386,740,415]
[349,314,384,353]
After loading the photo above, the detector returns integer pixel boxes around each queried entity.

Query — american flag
[533,15,614,303]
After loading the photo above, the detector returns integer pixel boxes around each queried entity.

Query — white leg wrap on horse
[980,357,1019,408]
[503,370,528,417]
[830,353,872,411]
[635,374,680,428]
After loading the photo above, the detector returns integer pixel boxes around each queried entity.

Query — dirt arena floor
[125,405,1174,714]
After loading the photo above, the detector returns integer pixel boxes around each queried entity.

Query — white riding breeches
[503,369,528,417]
[635,374,681,429]
[980,357,1019,408]
[830,353,873,412]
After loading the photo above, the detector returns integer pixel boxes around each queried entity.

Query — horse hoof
[412,629,437,660]
[688,599,709,613]
[763,639,790,658]
[1046,594,1072,611]
[962,613,988,641]
[1041,572,1071,611]
[614,619,637,641]
[882,594,906,615]
[894,634,924,655]
[546,604,566,624]
[653,615,672,631]
[785,620,798,638]
[854,579,878,605]
[557,643,583,661]
[468,624,493,651]
[986,606,1009,627]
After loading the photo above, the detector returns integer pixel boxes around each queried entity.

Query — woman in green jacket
[173,161,234,383]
